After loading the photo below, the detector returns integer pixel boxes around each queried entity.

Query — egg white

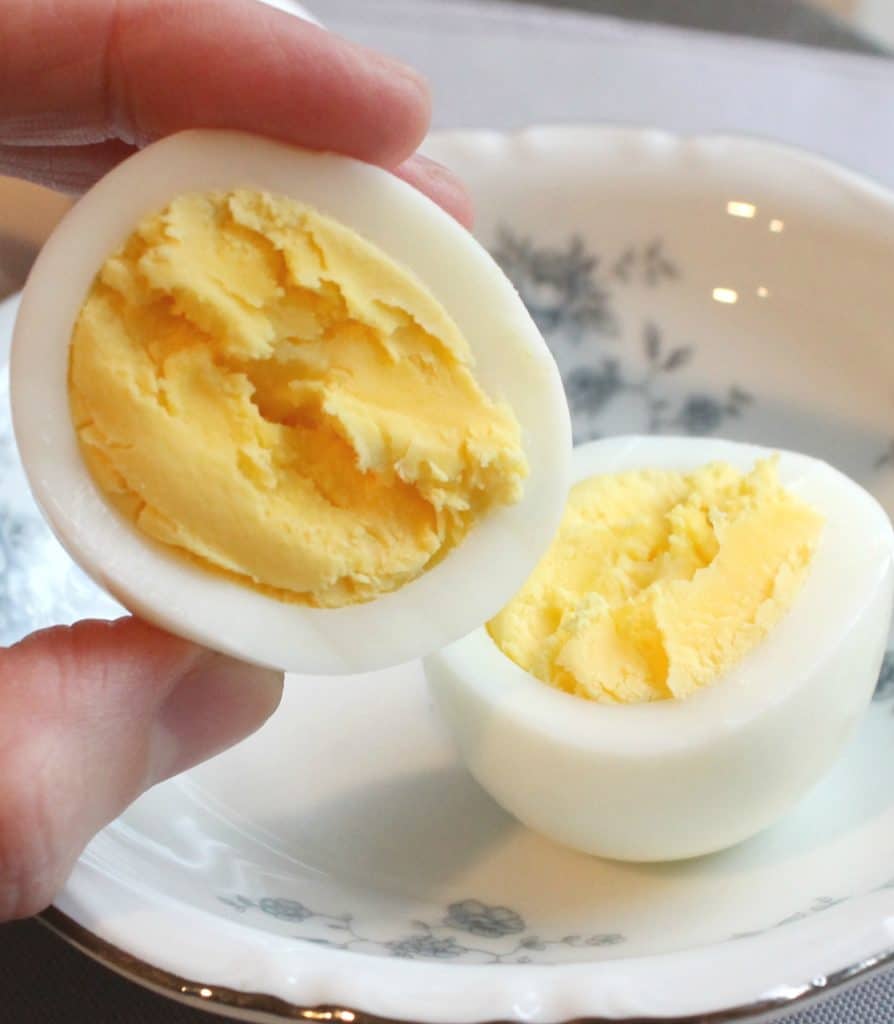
[425,435,894,860]
[11,130,571,674]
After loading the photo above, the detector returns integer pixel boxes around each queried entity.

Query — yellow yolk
[487,459,823,703]
[68,190,527,607]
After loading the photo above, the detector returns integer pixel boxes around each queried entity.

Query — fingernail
[396,154,475,229]
[368,48,431,101]
[148,652,284,784]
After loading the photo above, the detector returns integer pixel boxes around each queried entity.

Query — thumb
[0,616,283,921]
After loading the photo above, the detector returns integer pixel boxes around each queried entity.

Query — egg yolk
[487,459,823,703]
[68,189,527,606]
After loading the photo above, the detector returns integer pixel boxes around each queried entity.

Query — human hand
[0,0,471,922]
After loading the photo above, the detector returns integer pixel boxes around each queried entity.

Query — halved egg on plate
[426,435,894,860]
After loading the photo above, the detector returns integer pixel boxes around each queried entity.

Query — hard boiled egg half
[11,130,571,675]
[425,436,894,861]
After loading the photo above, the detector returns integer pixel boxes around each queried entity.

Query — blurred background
[813,0,894,46]
[478,0,894,51]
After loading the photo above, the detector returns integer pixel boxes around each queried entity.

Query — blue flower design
[612,239,678,286]
[566,359,623,415]
[492,230,754,440]
[220,892,627,962]
[444,899,525,938]
[676,395,726,434]
[258,897,312,922]
[675,387,751,435]
[492,228,616,339]
[387,935,464,960]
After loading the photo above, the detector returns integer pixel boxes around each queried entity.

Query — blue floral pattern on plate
[218,894,623,963]
[492,229,752,444]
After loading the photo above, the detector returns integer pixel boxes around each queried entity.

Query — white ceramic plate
[4,127,894,1022]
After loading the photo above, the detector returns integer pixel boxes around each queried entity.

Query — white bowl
[3,126,894,1022]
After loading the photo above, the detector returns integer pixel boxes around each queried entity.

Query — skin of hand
[0,0,472,922]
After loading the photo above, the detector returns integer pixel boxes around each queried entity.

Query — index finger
[0,0,431,168]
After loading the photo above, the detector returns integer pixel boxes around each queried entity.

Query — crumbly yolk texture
[68,190,527,607]
[487,459,823,703]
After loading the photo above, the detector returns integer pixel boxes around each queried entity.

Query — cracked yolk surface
[487,459,823,703]
[68,189,527,606]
